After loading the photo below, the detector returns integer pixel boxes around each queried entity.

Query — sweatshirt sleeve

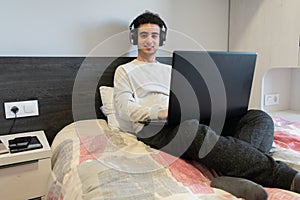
[114,66,158,122]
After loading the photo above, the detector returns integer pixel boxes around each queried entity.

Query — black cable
[8,106,19,134]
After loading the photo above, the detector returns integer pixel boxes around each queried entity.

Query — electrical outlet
[264,94,280,106]
[4,100,39,119]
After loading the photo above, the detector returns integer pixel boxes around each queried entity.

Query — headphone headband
[129,19,167,32]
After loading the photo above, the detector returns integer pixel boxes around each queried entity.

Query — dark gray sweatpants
[137,110,298,190]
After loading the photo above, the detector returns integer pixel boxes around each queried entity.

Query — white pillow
[99,86,120,130]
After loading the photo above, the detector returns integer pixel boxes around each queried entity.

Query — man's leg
[180,120,298,190]
[138,120,269,199]
[137,119,298,191]
[232,110,274,154]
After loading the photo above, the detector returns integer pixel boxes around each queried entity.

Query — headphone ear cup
[159,29,166,46]
[130,29,138,45]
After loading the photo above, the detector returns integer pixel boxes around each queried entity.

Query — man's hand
[158,109,168,120]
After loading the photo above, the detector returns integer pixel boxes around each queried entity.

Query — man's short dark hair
[130,11,166,29]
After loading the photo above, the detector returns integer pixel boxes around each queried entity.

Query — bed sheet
[271,112,300,172]
[46,118,300,200]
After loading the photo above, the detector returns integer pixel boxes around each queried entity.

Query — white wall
[263,67,300,112]
[0,0,229,56]
[263,68,293,112]
[229,0,300,109]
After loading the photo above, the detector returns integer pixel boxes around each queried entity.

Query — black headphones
[129,15,167,46]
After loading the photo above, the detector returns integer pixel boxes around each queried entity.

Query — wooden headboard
[0,57,171,144]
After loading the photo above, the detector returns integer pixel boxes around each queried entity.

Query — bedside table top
[0,130,51,166]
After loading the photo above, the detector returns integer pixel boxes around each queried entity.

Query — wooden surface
[0,57,82,144]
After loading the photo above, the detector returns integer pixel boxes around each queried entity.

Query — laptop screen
[167,51,257,131]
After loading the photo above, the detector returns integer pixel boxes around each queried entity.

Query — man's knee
[245,110,274,129]
[241,110,274,153]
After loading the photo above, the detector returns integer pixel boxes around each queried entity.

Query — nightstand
[0,130,51,200]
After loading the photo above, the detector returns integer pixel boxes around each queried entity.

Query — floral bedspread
[46,119,300,200]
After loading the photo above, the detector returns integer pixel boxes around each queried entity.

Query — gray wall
[0,0,229,56]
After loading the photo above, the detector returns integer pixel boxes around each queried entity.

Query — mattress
[46,116,300,200]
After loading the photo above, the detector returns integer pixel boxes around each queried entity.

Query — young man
[113,11,300,199]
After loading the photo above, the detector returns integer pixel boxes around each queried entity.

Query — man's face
[137,23,160,56]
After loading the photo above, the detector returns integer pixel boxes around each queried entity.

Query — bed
[45,105,300,199]
[46,113,300,200]
[45,57,300,200]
